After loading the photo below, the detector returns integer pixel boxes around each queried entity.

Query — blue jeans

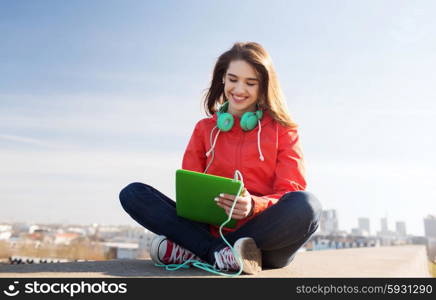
[119,182,321,269]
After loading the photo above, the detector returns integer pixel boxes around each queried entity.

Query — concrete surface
[0,245,430,278]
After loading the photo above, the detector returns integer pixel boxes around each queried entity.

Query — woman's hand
[214,188,254,220]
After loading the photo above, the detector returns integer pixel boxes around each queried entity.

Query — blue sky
[1,0,435,235]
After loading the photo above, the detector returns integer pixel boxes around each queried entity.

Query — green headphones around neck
[216,101,263,132]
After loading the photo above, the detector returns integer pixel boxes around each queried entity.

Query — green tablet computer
[175,169,243,228]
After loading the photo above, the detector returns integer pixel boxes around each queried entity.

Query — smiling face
[223,60,260,118]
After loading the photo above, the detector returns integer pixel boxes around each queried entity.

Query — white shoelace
[214,246,239,271]
[168,243,198,264]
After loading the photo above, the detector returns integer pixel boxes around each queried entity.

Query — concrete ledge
[0,246,430,278]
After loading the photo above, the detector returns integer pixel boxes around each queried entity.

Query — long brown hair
[203,42,297,128]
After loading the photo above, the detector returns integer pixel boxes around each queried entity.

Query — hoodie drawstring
[257,120,264,161]
[205,126,221,158]
[204,126,219,173]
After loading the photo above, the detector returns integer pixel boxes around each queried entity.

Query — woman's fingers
[218,203,246,219]
[215,197,248,210]
[218,193,235,201]
[218,194,250,205]
[214,192,253,219]
[215,196,250,218]
[225,209,245,220]
[218,202,246,214]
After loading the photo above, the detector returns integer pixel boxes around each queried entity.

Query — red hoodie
[182,110,306,237]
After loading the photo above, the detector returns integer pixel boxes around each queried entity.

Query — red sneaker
[150,235,202,265]
[214,237,262,275]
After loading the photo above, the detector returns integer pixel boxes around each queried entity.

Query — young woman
[119,42,321,275]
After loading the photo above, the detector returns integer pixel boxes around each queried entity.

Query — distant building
[0,224,12,240]
[380,218,388,235]
[11,222,30,234]
[358,218,370,236]
[0,224,12,232]
[320,210,339,235]
[0,231,12,240]
[424,215,436,261]
[93,225,147,242]
[424,215,436,238]
[395,221,407,237]
[376,217,398,245]
[54,233,81,245]
[28,225,51,235]
[96,226,122,240]
[65,227,87,236]
[102,242,139,259]
[351,228,362,236]
[138,231,156,255]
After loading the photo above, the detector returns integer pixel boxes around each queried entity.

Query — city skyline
[0,212,421,239]
[1,1,435,235]
[2,209,421,237]
[318,209,416,237]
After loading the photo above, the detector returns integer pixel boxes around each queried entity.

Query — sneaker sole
[150,235,166,264]
[234,237,262,275]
